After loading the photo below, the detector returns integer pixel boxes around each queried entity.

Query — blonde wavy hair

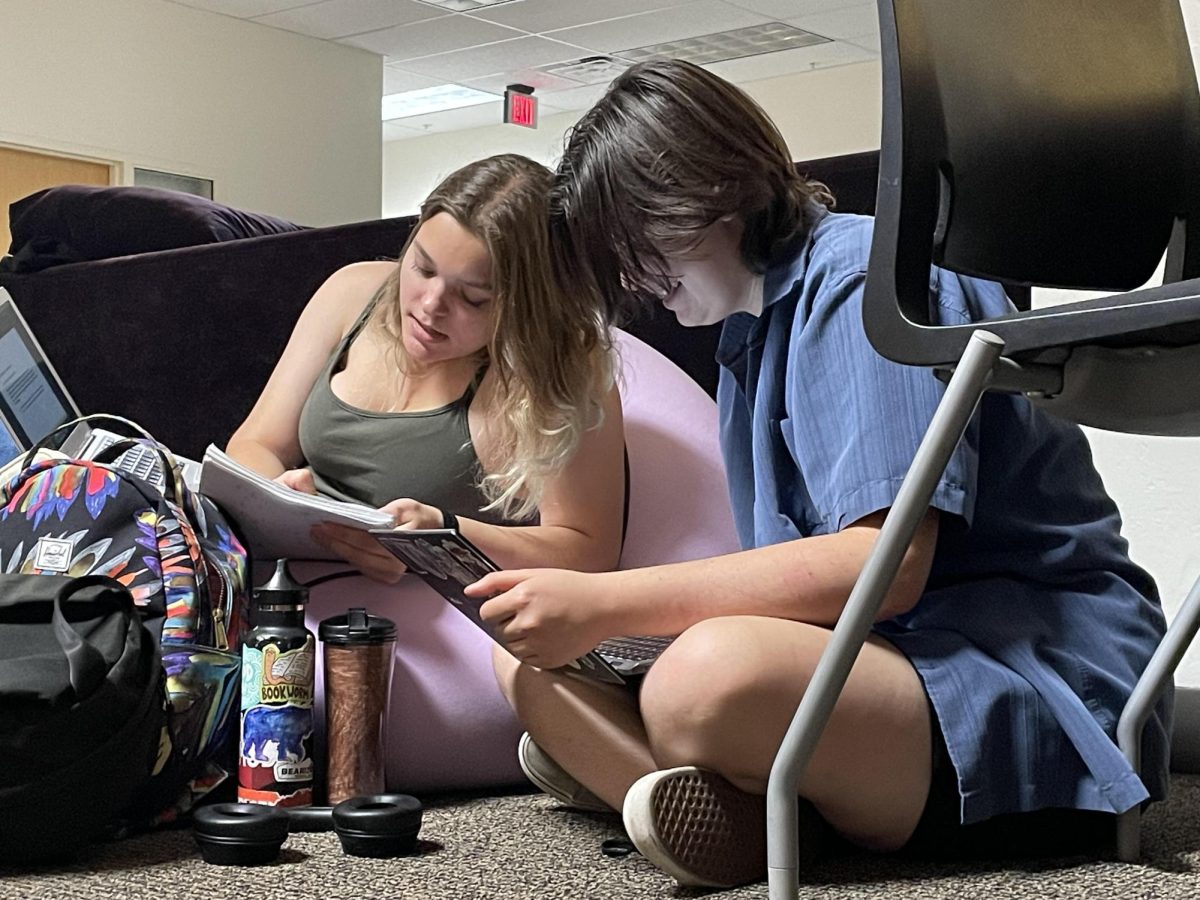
[375,154,614,521]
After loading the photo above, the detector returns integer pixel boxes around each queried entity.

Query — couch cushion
[3,184,306,273]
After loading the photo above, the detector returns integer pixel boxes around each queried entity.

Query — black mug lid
[318,607,396,644]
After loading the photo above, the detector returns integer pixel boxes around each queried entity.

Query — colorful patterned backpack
[0,417,250,833]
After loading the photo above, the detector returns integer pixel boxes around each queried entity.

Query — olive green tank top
[297,292,508,524]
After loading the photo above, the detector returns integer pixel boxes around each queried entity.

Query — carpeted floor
[3,775,1198,900]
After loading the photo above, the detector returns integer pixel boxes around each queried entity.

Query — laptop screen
[0,290,80,462]
[0,416,18,466]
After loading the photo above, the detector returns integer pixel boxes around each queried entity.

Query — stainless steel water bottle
[237,559,316,807]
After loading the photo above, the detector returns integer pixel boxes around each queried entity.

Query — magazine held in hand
[370,527,672,685]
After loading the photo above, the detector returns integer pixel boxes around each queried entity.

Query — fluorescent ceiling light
[382,84,500,120]
[415,0,519,10]
[616,22,830,67]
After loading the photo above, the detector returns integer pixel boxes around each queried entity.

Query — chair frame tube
[766,330,1005,898]
[1115,572,1200,859]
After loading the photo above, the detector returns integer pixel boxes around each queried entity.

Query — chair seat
[870,276,1200,368]
[1027,340,1200,436]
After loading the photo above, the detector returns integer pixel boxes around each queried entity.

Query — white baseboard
[1172,685,1200,773]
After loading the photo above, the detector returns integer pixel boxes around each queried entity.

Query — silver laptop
[371,527,673,685]
[0,288,201,492]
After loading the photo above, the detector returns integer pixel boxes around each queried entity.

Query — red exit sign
[504,85,538,129]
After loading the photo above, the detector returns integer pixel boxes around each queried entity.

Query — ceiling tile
[1183,0,1200,39]
[383,66,447,94]
[169,0,315,16]
[338,13,520,58]
[722,0,869,17]
[787,4,877,41]
[532,81,613,112]
[536,55,633,84]
[845,29,880,52]
[253,0,441,39]
[468,0,682,34]
[384,120,427,140]
[704,37,874,80]
[463,68,585,96]
[547,0,770,54]
[392,35,586,80]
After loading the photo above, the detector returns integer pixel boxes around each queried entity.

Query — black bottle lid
[332,793,422,858]
[193,803,290,866]
[254,559,308,610]
[319,607,397,645]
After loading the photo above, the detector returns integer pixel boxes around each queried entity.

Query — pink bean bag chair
[292,328,739,794]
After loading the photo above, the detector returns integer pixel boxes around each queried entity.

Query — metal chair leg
[1115,570,1200,860]
[766,330,1005,899]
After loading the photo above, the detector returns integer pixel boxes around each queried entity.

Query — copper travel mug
[318,608,396,806]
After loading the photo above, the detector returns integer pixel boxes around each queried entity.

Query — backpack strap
[22,414,157,467]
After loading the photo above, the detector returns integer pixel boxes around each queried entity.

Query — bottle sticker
[238,636,315,806]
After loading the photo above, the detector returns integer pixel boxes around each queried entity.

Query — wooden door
[0,145,114,255]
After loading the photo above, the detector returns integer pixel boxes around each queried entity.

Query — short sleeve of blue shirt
[785,265,977,533]
[714,211,1027,541]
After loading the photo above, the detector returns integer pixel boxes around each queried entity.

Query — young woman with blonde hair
[227,153,625,580]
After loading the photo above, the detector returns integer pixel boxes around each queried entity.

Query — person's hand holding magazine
[312,498,444,583]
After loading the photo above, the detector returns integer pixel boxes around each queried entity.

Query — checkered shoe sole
[623,767,767,888]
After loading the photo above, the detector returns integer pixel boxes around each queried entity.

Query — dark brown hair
[551,59,832,322]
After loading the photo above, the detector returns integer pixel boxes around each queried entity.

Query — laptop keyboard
[598,634,673,662]
[84,432,169,492]
[119,445,166,487]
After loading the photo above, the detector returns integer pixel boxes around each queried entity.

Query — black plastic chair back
[866,0,1200,367]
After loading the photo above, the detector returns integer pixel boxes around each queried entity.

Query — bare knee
[491,644,518,705]
[641,617,798,780]
[491,644,579,719]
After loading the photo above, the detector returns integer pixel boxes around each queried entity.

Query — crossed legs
[493,614,932,859]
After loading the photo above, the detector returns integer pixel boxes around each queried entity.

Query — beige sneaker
[622,766,767,888]
[518,733,613,813]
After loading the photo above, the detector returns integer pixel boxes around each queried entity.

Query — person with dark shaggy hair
[469,60,1170,888]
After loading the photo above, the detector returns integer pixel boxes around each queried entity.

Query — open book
[199,445,393,560]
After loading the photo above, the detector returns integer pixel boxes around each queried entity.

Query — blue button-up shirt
[715,208,1170,823]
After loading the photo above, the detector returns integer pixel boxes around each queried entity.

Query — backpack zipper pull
[212,605,229,650]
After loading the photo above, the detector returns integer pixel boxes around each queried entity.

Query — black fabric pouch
[0,574,164,863]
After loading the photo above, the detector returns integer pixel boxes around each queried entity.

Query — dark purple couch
[0,213,726,463]
[0,218,415,459]
[0,153,917,462]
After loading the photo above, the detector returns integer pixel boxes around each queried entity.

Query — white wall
[383,61,882,216]
[382,58,1200,689]
[0,0,382,226]
[383,107,578,217]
